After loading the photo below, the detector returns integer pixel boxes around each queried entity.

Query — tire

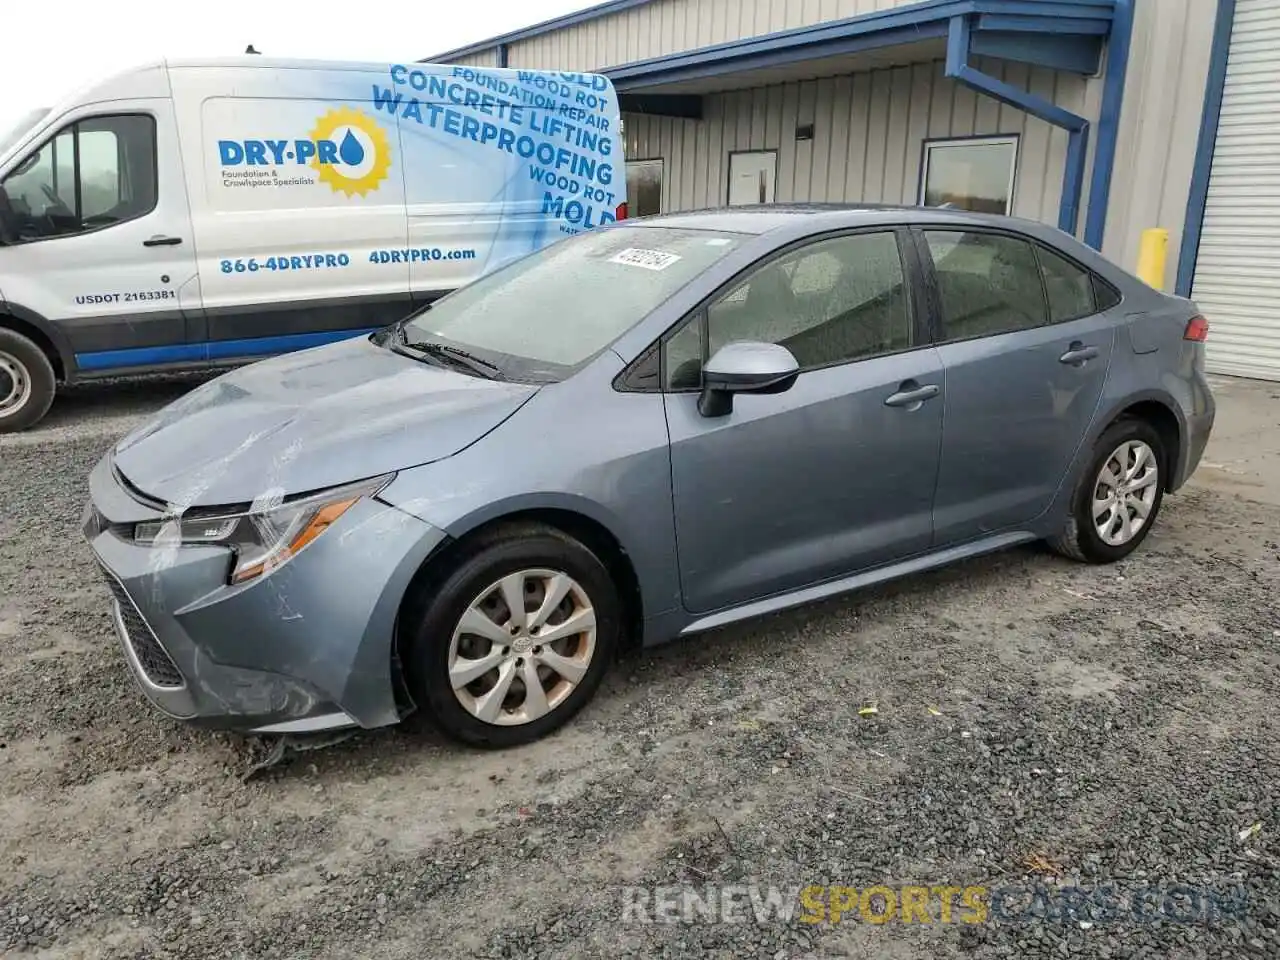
[403,522,621,748]
[0,328,56,434]
[1048,418,1167,564]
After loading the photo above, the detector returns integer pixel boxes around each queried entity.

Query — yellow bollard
[1136,227,1169,290]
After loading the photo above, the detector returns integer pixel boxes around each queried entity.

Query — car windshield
[400,225,747,382]
[0,108,49,158]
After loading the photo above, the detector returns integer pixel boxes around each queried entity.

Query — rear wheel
[404,524,621,748]
[1048,419,1167,564]
[0,328,56,434]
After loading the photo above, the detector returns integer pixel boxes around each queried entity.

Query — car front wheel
[404,523,621,747]
[1049,419,1167,564]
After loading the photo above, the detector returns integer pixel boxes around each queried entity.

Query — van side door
[187,86,412,361]
[0,99,204,375]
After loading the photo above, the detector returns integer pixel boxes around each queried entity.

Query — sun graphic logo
[307,108,392,197]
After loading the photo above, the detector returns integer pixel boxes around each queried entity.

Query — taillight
[615,202,629,221]
[1184,315,1209,342]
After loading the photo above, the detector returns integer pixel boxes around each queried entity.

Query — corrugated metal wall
[1100,0,1219,288]
[449,50,500,68]
[624,57,1102,229]
[501,0,922,72]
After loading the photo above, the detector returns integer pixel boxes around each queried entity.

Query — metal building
[428,0,1276,381]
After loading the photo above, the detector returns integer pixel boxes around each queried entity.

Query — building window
[919,136,1018,215]
[625,159,664,218]
[0,114,157,242]
[728,150,777,206]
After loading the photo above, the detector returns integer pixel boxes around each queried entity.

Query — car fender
[1040,386,1189,529]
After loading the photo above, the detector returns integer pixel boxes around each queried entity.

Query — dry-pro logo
[216,107,392,197]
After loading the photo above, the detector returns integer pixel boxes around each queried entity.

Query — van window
[0,114,156,242]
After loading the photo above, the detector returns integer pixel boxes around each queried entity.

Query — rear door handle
[143,235,182,247]
[884,383,940,408]
[1060,343,1099,365]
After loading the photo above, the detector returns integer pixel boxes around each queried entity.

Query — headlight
[133,475,393,584]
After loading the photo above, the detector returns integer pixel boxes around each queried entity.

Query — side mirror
[698,341,800,418]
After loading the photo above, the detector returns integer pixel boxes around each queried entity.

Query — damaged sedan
[83,205,1215,747]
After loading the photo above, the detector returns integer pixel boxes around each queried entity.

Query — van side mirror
[698,341,800,418]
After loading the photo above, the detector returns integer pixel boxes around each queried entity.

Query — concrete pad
[1185,374,1280,506]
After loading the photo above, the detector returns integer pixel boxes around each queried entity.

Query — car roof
[628,203,1059,238]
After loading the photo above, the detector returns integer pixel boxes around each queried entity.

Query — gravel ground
[2,375,1279,960]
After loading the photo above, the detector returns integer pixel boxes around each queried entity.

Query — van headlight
[133,475,394,584]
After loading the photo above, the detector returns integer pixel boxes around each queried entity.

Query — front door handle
[143,235,183,247]
[884,383,940,408]
[1060,342,1099,366]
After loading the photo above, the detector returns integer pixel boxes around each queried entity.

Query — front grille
[100,570,185,689]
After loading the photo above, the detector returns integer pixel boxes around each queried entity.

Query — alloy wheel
[447,568,597,726]
[1093,439,1160,547]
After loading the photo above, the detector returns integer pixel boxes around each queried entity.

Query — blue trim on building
[1176,0,1238,298]
[425,0,658,63]
[1083,0,1133,251]
[74,328,380,372]
[969,31,1103,74]
[945,15,1090,234]
[976,13,1111,34]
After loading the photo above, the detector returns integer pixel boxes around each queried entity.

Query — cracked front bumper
[82,454,449,732]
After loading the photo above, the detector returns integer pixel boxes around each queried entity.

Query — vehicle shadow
[251,541,1059,783]
[35,372,218,432]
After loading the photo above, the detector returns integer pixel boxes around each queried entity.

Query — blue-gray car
[82,205,1216,747]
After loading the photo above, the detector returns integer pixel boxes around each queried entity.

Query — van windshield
[0,108,49,158]
[399,225,746,382]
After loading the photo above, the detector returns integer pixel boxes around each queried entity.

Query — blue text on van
[219,140,347,166]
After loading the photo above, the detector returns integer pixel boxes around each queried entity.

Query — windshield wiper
[399,337,504,380]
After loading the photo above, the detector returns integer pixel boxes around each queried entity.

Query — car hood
[111,335,539,508]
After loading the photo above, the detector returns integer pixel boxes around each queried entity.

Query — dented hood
[111,334,539,508]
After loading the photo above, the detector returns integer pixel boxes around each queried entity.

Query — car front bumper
[82,455,449,733]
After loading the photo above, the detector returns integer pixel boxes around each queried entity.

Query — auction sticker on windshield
[609,248,683,271]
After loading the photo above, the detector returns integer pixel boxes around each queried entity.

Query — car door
[662,228,945,615]
[918,227,1118,546]
[0,102,204,372]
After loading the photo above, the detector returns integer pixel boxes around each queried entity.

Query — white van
[0,57,626,432]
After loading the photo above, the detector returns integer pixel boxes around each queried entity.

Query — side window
[664,232,912,389]
[924,230,1046,340]
[1093,274,1122,312]
[1036,245,1096,322]
[0,114,156,242]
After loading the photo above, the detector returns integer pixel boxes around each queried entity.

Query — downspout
[1083,0,1134,250]
[945,15,1090,236]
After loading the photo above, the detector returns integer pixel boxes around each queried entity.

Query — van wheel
[403,523,621,748]
[0,329,56,433]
